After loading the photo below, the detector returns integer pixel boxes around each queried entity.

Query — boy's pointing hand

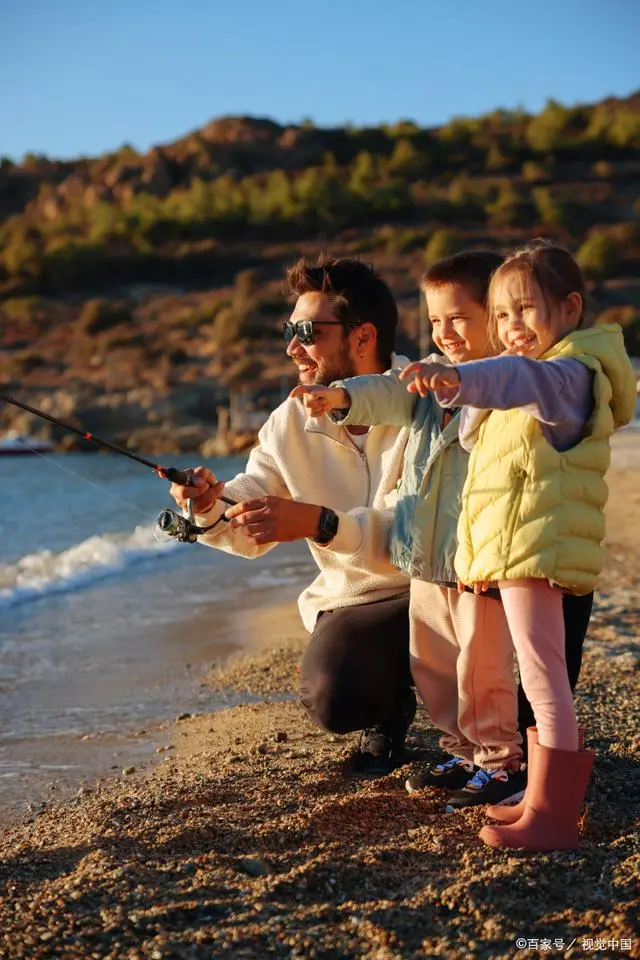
[290,384,351,418]
[399,361,461,397]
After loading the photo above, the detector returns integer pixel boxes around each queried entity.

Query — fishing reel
[155,508,202,543]
[153,492,237,544]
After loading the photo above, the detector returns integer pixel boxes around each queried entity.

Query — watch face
[315,508,338,543]
[323,509,339,537]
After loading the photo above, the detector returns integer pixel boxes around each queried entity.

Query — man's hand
[169,466,225,515]
[289,384,351,418]
[224,497,323,545]
[398,360,461,396]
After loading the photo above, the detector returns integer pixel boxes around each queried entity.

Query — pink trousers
[499,578,579,752]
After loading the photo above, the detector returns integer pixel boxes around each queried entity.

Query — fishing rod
[0,390,236,543]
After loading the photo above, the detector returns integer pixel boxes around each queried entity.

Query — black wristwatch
[313,507,339,545]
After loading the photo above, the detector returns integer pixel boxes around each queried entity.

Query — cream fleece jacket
[193,386,411,632]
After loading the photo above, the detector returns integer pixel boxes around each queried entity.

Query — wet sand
[0,431,638,959]
[0,578,305,825]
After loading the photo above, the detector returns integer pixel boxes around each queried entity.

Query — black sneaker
[405,756,477,794]
[444,768,526,811]
[352,688,416,778]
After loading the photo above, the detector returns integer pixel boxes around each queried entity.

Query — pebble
[239,858,272,877]
[122,766,136,776]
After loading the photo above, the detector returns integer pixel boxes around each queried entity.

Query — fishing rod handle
[162,466,236,506]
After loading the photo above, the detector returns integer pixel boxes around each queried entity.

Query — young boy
[293,251,526,810]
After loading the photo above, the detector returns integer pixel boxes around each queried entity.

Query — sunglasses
[282,319,345,346]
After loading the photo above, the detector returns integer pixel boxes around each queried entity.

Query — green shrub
[576,232,620,279]
[486,181,527,228]
[387,138,425,178]
[521,161,547,183]
[424,228,461,264]
[0,296,44,321]
[532,188,568,228]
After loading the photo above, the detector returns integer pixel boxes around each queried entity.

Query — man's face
[426,283,493,363]
[286,292,359,385]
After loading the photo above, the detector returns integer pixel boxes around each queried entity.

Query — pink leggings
[499,578,579,752]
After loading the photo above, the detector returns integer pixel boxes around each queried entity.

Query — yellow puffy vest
[454,324,637,594]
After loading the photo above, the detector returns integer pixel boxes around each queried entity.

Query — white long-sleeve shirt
[193,393,410,631]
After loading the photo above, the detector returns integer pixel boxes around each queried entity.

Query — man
[170,256,413,776]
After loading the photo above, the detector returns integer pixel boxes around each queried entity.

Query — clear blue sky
[2,0,639,161]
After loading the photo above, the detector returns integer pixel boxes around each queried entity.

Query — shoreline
[0,581,306,827]
[0,434,638,957]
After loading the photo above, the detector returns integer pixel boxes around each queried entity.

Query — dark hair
[422,250,504,307]
[487,239,588,349]
[286,255,398,366]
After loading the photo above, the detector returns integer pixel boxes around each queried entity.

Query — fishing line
[1,391,237,543]
[11,437,154,521]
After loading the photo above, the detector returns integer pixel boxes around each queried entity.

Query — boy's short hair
[422,250,504,307]
[286,255,398,367]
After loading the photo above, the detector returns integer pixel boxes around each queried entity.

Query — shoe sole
[444,788,526,813]
[406,776,474,794]
[406,779,459,795]
[493,789,526,806]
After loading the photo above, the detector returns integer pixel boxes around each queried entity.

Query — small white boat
[0,431,54,455]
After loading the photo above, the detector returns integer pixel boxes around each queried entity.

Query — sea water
[0,452,314,747]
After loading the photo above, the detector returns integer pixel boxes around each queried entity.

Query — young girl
[398,240,636,850]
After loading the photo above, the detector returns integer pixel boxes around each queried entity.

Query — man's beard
[310,341,357,386]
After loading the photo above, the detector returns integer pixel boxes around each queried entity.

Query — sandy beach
[0,431,638,959]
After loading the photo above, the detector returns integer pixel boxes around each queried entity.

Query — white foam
[0,525,178,610]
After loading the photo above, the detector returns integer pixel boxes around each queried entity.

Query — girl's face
[493,274,581,358]
[425,284,493,363]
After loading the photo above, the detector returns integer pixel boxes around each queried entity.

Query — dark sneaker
[352,687,416,778]
[405,756,476,794]
[444,768,526,812]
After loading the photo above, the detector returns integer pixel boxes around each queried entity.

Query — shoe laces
[466,768,509,790]
[436,757,471,773]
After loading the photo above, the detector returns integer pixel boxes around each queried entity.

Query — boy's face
[425,284,492,363]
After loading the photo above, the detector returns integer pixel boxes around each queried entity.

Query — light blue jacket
[333,364,468,584]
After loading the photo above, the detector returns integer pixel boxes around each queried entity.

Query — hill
[1,93,639,452]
